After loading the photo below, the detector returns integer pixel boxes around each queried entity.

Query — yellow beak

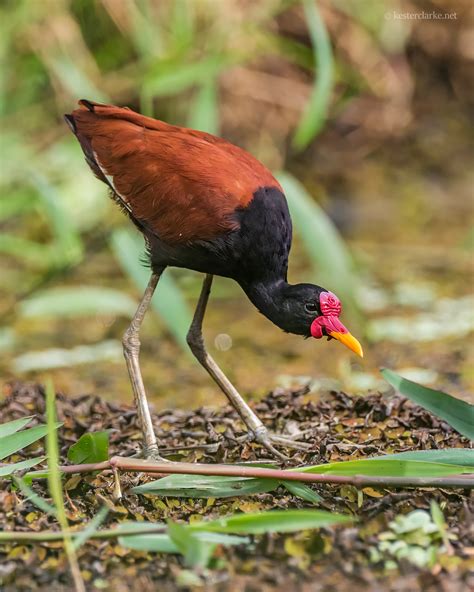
[329,331,364,358]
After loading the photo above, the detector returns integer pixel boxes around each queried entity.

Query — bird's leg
[186,275,309,461]
[122,271,167,461]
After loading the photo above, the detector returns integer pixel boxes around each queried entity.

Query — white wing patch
[93,151,133,214]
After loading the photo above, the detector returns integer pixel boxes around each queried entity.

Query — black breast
[147,186,293,283]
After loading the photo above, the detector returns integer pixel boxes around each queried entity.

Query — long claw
[257,436,289,462]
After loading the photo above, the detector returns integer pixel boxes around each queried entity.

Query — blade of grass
[292,0,334,150]
[72,506,109,551]
[0,416,33,438]
[300,459,474,477]
[190,509,351,535]
[144,56,227,97]
[45,379,85,592]
[0,234,54,267]
[20,287,137,319]
[0,457,45,477]
[0,423,61,460]
[378,449,474,466]
[13,475,56,515]
[167,521,216,568]
[29,171,83,267]
[382,368,474,441]
[281,481,322,504]
[188,78,219,134]
[132,474,278,498]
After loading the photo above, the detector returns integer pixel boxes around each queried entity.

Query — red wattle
[310,315,349,339]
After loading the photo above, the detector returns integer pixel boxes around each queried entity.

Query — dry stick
[109,457,474,488]
[26,456,473,488]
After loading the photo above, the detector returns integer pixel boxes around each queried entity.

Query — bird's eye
[305,302,319,314]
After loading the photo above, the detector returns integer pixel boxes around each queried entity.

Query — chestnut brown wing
[67,101,281,244]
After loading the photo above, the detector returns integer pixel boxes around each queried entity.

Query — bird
[65,99,363,461]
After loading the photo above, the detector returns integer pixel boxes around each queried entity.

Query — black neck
[241,279,292,332]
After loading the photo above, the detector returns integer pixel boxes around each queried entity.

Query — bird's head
[278,284,363,357]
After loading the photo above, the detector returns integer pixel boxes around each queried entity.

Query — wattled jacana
[65,100,363,461]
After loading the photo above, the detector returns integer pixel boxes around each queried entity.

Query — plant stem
[45,380,85,592]
[25,455,473,489]
[0,525,167,543]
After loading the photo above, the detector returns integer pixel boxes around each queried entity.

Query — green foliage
[293,0,334,150]
[44,379,84,591]
[0,457,45,478]
[167,521,216,569]
[189,509,351,535]
[13,475,57,515]
[0,417,61,461]
[133,473,322,504]
[0,416,34,438]
[67,431,109,465]
[20,287,138,319]
[281,480,323,503]
[370,503,456,570]
[133,474,278,498]
[301,458,473,477]
[379,449,474,466]
[72,507,110,551]
[118,520,249,567]
[382,369,474,441]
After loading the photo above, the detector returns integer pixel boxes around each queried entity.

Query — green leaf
[300,459,473,477]
[277,172,359,319]
[118,533,178,553]
[67,431,109,464]
[144,56,227,97]
[20,287,138,319]
[72,507,109,551]
[190,509,351,535]
[381,368,474,441]
[132,474,278,498]
[29,171,83,267]
[13,476,57,515]
[110,228,192,350]
[0,234,53,267]
[0,457,45,477]
[292,0,334,150]
[281,481,322,504]
[168,520,216,568]
[0,423,61,460]
[378,449,474,467]
[118,525,247,557]
[0,416,33,438]
[188,78,219,134]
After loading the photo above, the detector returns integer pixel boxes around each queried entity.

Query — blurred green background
[1,0,473,409]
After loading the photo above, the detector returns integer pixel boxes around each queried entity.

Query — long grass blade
[292,0,334,150]
[45,379,85,592]
[382,369,474,441]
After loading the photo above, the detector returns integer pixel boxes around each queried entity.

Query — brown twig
[16,455,472,489]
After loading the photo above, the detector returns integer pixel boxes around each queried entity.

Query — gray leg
[187,275,310,461]
[122,271,164,460]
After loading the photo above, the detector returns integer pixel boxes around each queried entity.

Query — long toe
[269,434,313,451]
[143,447,174,463]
